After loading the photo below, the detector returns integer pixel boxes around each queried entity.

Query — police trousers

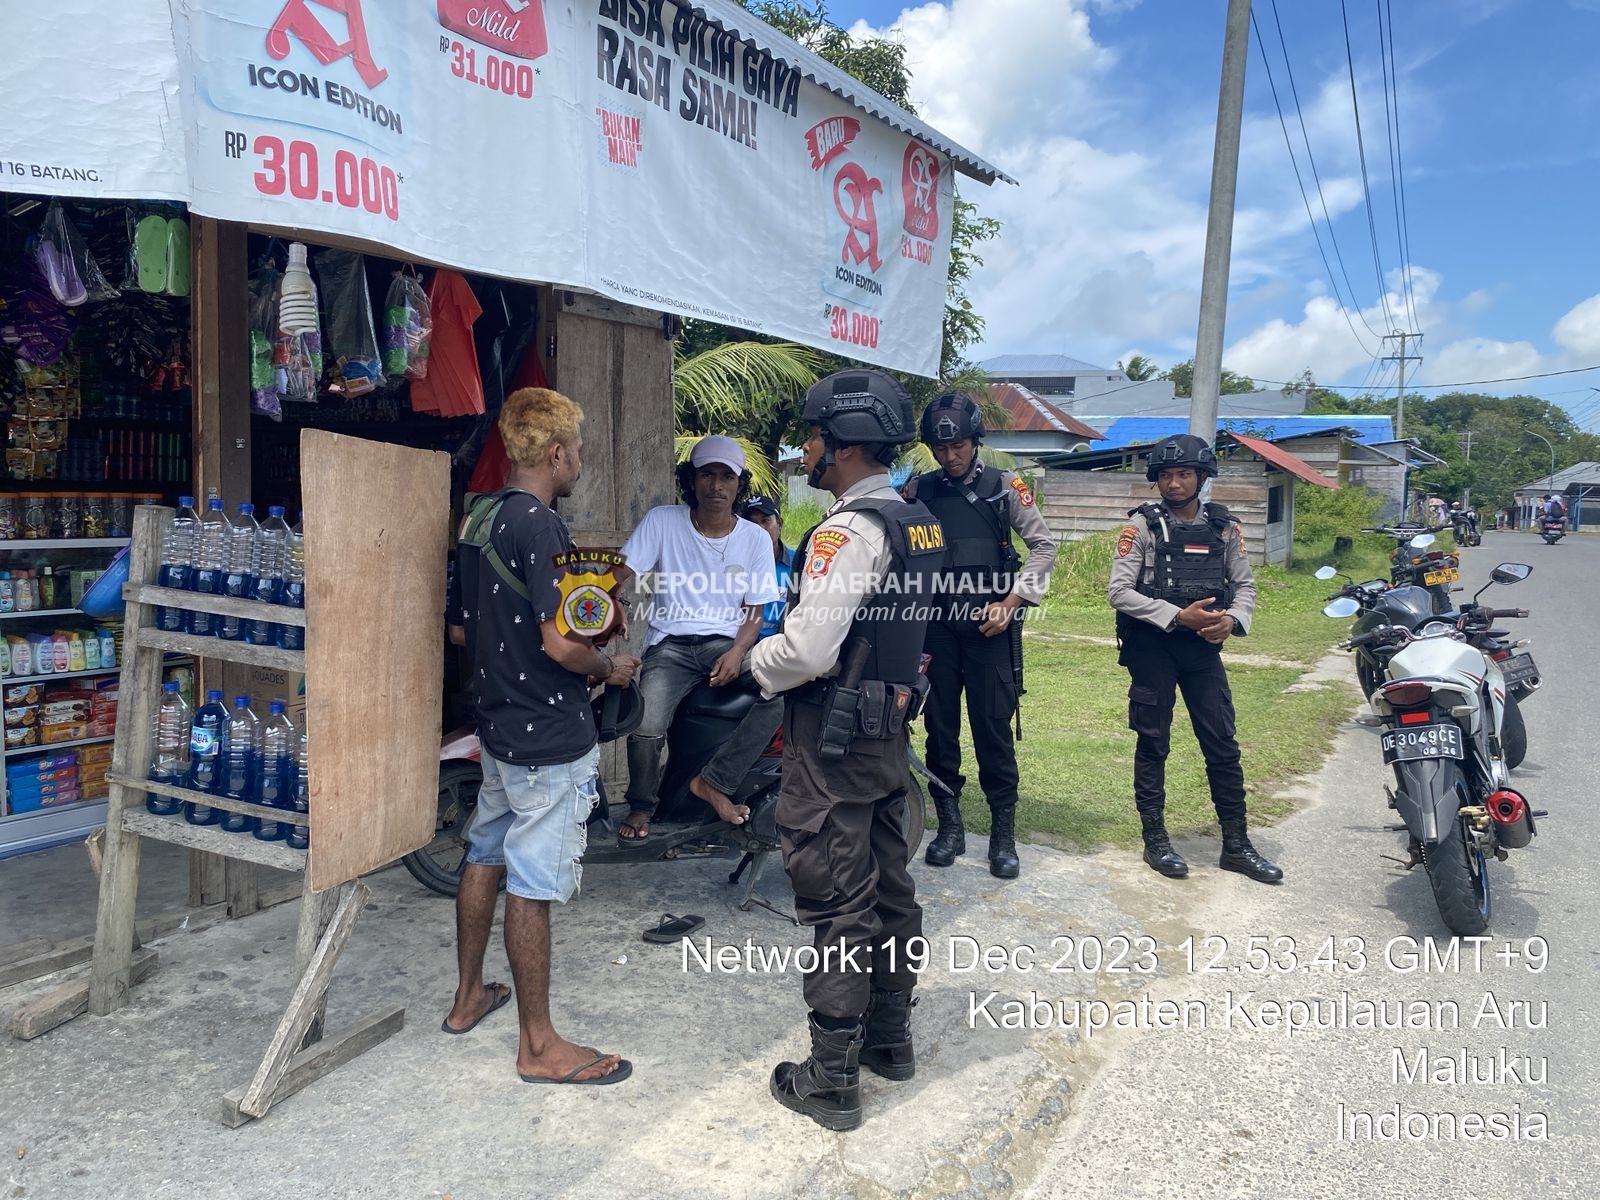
[922,616,1019,813]
[1118,621,1246,821]
[776,698,924,1020]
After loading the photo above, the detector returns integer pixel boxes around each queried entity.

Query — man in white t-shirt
[615,435,783,843]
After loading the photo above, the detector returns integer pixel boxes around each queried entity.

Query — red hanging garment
[466,341,550,493]
[410,269,484,416]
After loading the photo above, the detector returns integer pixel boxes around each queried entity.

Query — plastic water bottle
[146,681,191,816]
[189,498,229,637]
[185,689,228,824]
[285,722,310,850]
[253,701,296,841]
[277,512,306,651]
[248,506,292,645]
[156,497,199,633]
[218,695,259,834]
[219,503,259,642]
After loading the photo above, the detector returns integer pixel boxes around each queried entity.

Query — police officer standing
[904,393,1058,878]
[1107,434,1283,884]
[748,369,944,1131]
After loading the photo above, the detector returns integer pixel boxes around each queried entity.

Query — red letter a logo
[267,0,389,90]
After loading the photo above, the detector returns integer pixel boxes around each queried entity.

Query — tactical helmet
[919,391,985,446]
[1145,434,1219,483]
[802,370,916,448]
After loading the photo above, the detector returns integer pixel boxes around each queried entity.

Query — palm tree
[673,340,824,500]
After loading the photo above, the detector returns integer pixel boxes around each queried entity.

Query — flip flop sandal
[521,1056,633,1086]
[164,217,191,297]
[440,982,512,1035]
[641,913,705,944]
[616,818,651,847]
[133,214,169,293]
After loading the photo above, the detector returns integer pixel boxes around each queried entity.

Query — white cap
[689,435,745,474]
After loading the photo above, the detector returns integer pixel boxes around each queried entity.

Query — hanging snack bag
[249,264,284,420]
[33,200,118,306]
[318,250,382,397]
[381,270,433,381]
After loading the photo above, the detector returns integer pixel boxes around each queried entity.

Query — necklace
[690,510,734,562]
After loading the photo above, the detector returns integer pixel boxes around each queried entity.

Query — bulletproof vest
[1133,502,1235,611]
[793,495,945,686]
[914,467,1012,605]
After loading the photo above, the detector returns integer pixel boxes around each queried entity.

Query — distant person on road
[1107,434,1282,886]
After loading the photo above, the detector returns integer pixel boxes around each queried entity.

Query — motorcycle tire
[1356,657,1383,701]
[1501,692,1527,771]
[403,760,488,898]
[1421,813,1491,936]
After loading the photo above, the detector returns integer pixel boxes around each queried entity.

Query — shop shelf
[4,733,116,759]
[0,538,131,552]
[0,654,189,688]
[0,608,90,621]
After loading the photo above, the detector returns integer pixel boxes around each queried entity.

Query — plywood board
[301,431,447,890]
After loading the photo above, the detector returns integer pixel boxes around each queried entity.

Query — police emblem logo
[807,529,850,578]
[1116,526,1138,557]
[552,549,628,644]
[1009,476,1035,507]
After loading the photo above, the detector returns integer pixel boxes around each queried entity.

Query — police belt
[791,675,929,751]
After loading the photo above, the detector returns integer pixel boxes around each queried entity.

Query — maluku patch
[807,529,851,578]
[1009,475,1035,507]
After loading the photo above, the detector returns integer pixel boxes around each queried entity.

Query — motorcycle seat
[677,680,762,721]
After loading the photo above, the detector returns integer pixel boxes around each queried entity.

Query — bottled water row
[146,684,309,847]
[154,496,305,649]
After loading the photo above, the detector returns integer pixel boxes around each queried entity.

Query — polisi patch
[807,529,850,578]
[906,521,945,553]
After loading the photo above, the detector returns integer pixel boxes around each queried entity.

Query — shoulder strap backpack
[459,488,535,602]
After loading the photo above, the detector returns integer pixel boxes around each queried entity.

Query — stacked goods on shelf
[2,677,117,749]
[162,494,305,648]
[1,626,118,679]
[3,742,115,812]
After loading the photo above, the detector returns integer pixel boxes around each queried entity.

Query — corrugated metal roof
[1514,461,1600,492]
[980,353,1118,375]
[1225,432,1337,489]
[692,0,1014,185]
[988,383,1105,438]
[1090,416,1395,449]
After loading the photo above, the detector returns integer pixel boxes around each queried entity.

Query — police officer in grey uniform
[904,392,1058,878]
[748,369,944,1132]
[1107,434,1283,884]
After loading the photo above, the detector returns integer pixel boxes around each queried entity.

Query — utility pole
[1459,430,1473,507]
[1189,0,1253,442]
[1383,331,1423,512]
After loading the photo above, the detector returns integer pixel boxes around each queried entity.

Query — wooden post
[88,506,169,1014]
[189,215,258,913]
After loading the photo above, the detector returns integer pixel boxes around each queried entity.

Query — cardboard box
[247,666,306,726]
[78,743,113,767]
[7,753,77,777]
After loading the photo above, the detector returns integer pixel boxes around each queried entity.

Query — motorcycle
[1324,563,1540,935]
[1362,525,1459,614]
[1450,508,1482,548]
[1316,567,1539,766]
[403,682,928,919]
[1539,518,1566,546]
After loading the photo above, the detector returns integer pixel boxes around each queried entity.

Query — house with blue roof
[1088,415,1395,449]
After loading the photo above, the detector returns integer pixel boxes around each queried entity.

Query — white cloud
[1552,293,1600,357]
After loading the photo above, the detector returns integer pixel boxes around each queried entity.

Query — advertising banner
[42,0,950,377]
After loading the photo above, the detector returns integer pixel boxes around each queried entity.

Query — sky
[830,0,1600,426]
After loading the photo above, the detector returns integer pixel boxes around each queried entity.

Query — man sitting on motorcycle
[1541,494,1567,527]
[614,436,784,843]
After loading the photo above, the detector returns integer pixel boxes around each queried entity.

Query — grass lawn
[928,530,1400,849]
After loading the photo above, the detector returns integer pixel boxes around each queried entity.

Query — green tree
[673,340,825,490]
[1159,358,1257,398]
[1117,354,1159,380]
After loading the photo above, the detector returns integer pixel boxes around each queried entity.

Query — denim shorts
[465,746,600,902]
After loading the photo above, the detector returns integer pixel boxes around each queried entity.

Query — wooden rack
[82,430,447,1125]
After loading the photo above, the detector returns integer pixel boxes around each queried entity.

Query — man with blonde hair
[446,387,641,1086]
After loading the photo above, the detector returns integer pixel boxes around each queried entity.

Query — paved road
[1022,532,1598,1199]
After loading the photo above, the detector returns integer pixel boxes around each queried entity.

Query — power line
[1339,0,1398,332]
[1268,0,1385,341]
[1255,362,1600,391]
[1249,9,1378,360]
[1375,0,1420,332]
[1382,0,1422,333]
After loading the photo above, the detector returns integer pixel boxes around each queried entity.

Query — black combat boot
[859,988,917,1081]
[925,788,965,867]
[1140,812,1189,878]
[988,805,1020,879]
[771,1015,864,1131]
[1219,817,1284,883]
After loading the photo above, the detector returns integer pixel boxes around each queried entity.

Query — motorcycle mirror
[1315,566,1338,580]
[1491,563,1532,584]
[1323,597,1361,619]
[1409,533,1437,549]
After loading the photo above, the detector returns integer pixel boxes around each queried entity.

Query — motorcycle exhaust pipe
[1488,789,1535,849]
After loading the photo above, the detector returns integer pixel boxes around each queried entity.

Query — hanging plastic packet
[317,249,382,398]
[248,263,284,420]
[276,243,322,403]
[33,199,118,306]
[381,269,433,381]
